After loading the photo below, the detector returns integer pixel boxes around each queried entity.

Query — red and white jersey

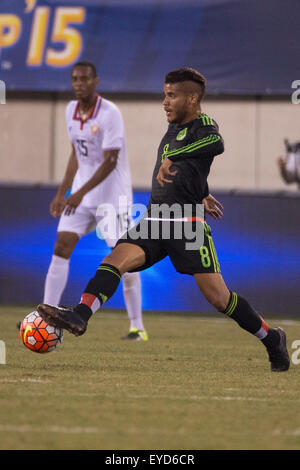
[66,94,133,208]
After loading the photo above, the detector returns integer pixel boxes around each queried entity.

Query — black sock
[76,263,122,315]
[222,291,280,348]
[223,292,262,334]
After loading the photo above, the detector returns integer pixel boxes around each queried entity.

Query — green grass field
[0,305,300,450]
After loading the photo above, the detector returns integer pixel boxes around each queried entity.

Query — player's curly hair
[165,67,206,102]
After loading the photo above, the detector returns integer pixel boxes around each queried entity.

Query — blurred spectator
[277,139,300,189]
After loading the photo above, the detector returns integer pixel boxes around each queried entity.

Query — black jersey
[149,113,224,209]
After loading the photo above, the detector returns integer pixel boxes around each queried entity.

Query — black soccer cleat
[266,327,290,372]
[37,304,87,336]
[17,321,21,330]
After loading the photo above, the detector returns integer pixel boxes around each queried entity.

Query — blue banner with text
[0,0,298,94]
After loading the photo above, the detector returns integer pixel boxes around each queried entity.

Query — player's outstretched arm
[167,132,224,163]
[50,145,78,217]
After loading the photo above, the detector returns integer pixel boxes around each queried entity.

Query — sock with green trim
[75,263,122,316]
[223,291,280,349]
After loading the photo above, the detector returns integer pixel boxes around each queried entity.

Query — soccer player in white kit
[43,61,147,341]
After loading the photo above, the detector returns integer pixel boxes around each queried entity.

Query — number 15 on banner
[27,7,86,67]
[0,6,86,68]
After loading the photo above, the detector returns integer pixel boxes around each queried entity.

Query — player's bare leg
[54,231,80,258]
[43,231,79,306]
[194,273,290,372]
[102,243,146,274]
[37,243,146,336]
[194,272,230,312]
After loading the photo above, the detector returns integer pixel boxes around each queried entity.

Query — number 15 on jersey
[76,139,88,157]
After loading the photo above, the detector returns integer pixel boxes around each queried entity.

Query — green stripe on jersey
[166,134,220,159]
[199,113,214,126]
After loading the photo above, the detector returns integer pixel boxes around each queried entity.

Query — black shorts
[116,218,221,275]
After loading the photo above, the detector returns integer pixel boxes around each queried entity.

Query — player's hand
[156,158,178,187]
[50,194,66,218]
[202,194,224,220]
[64,191,84,215]
[277,156,285,169]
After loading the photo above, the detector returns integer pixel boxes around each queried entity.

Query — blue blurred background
[1,185,299,316]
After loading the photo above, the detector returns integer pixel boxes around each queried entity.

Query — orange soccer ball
[20,311,63,353]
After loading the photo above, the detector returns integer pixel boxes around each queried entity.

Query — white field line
[105,314,300,326]
[3,422,300,437]
[128,394,270,402]
[0,424,186,436]
[5,386,293,402]
[14,393,283,402]
[0,424,102,434]
[278,320,300,326]
[272,427,300,437]
[6,390,270,400]
[0,378,50,383]
[5,420,293,438]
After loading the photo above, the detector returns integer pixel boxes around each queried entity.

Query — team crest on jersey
[92,124,100,134]
[176,127,188,141]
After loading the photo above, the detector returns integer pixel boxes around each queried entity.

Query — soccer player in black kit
[38,68,290,372]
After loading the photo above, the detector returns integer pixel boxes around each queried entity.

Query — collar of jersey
[73,94,102,123]
[170,114,203,131]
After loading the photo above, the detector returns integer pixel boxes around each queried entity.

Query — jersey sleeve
[102,104,124,150]
[203,182,209,199]
[166,117,224,163]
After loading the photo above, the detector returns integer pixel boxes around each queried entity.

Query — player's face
[163,83,192,125]
[71,66,98,101]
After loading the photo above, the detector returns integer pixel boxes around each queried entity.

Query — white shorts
[57,204,131,248]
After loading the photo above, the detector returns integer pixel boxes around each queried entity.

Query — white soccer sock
[43,254,70,306]
[122,272,144,331]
